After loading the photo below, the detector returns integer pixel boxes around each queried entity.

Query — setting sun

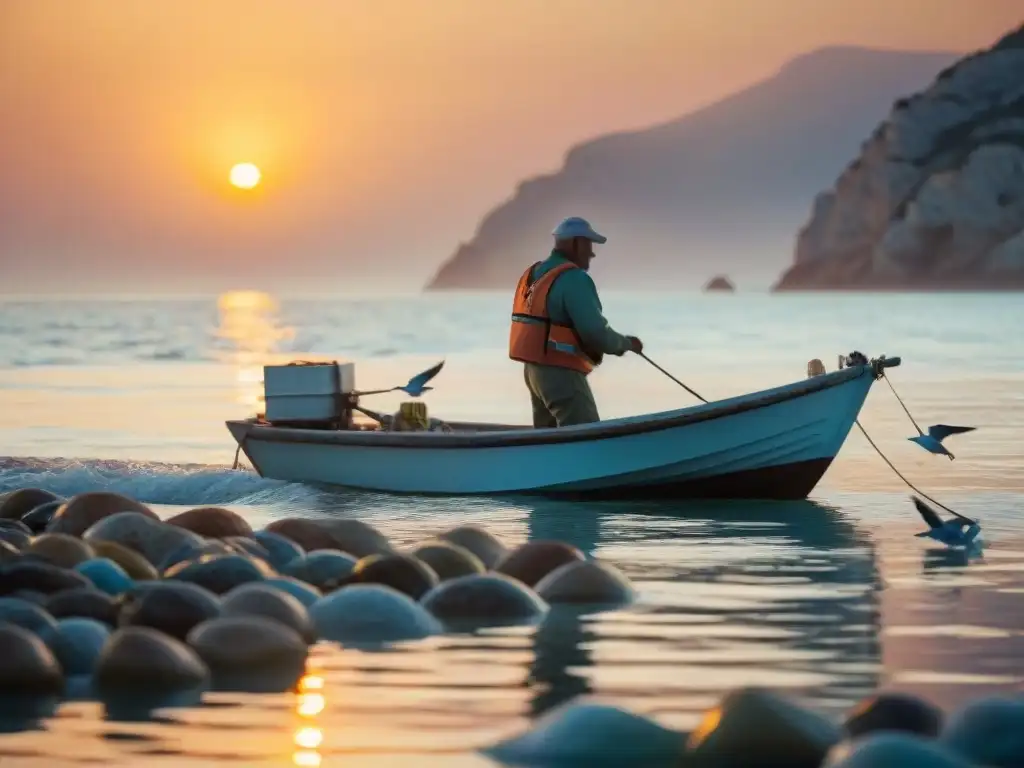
[229,162,262,189]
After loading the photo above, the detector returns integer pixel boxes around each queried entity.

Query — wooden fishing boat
[225,353,900,500]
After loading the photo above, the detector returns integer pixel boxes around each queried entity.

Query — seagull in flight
[355,360,445,398]
[908,424,976,460]
[911,495,981,549]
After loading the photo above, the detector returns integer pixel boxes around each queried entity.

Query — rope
[639,353,708,403]
[856,374,977,526]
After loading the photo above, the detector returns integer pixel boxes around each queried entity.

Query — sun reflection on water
[293,673,325,767]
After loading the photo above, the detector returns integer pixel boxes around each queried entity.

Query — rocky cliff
[425,47,956,291]
[775,25,1024,290]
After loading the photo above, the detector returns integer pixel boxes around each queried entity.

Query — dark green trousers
[523,363,600,428]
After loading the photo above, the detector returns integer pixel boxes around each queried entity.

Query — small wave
[0,456,317,508]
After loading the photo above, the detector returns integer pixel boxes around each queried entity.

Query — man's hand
[627,336,644,354]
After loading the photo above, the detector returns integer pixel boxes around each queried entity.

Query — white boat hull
[227,360,888,500]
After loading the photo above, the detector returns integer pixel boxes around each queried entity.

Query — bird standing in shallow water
[908,424,976,460]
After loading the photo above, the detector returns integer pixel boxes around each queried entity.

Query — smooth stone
[265,517,392,558]
[221,583,315,643]
[46,587,119,626]
[436,525,507,569]
[0,560,91,595]
[344,553,439,599]
[226,536,271,563]
[687,687,842,768]
[262,577,322,608]
[283,550,358,591]
[11,589,49,606]
[187,616,308,682]
[0,527,31,551]
[0,623,64,695]
[27,533,95,569]
[20,501,62,534]
[0,596,59,635]
[844,691,944,739]
[89,540,159,580]
[95,626,209,694]
[253,530,305,571]
[164,553,271,595]
[482,697,686,767]
[495,541,586,588]
[825,732,972,768]
[420,573,548,626]
[0,540,21,563]
[47,491,156,537]
[0,488,61,520]
[408,540,486,581]
[534,560,636,605]
[158,538,234,572]
[940,695,1024,768]
[311,584,442,644]
[118,581,222,641]
[83,512,203,567]
[40,618,111,676]
[165,506,254,539]
[0,518,33,535]
[75,558,134,596]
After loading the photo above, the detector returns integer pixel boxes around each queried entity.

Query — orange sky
[1,0,1021,293]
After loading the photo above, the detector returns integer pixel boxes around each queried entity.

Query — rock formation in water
[424,47,956,291]
[775,24,1024,291]
[703,275,735,292]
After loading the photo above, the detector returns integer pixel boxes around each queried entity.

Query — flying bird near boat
[354,360,446,398]
[908,424,976,460]
[911,495,981,549]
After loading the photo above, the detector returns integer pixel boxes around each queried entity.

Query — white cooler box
[263,361,356,424]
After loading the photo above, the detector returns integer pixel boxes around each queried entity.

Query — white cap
[552,216,607,244]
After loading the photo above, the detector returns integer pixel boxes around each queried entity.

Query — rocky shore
[0,486,1021,766]
[775,24,1024,291]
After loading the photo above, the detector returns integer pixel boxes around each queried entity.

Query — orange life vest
[508,261,596,374]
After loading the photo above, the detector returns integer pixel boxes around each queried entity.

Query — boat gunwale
[228,364,870,450]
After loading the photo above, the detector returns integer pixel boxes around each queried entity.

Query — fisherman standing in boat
[509,216,643,427]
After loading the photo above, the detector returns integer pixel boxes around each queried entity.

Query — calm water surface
[0,291,1022,766]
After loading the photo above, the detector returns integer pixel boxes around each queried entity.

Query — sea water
[0,290,1022,766]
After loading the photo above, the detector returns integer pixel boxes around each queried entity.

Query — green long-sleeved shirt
[529,250,632,362]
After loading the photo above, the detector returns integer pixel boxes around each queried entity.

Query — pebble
[0,596,59,635]
[483,697,686,767]
[165,506,254,538]
[163,553,272,594]
[0,526,32,551]
[0,540,21,563]
[0,560,91,595]
[495,540,586,587]
[265,517,392,558]
[252,530,305,571]
[46,587,120,626]
[0,622,64,695]
[28,533,95,569]
[94,626,209,694]
[843,691,944,739]
[83,512,203,568]
[940,695,1024,768]
[262,576,322,607]
[824,732,972,767]
[311,583,442,644]
[158,539,234,572]
[687,686,841,768]
[75,558,134,596]
[48,491,157,537]
[221,582,315,642]
[40,617,111,676]
[226,535,271,562]
[186,615,308,686]
[420,573,548,626]
[283,550,358,591]
[20,500,63,534]
[89,540,159,580]
[408,540,486,581]
[436,524,508,569]
[345,553,439,599]
[0,488,61,520]
[534,559,636,605]
[118,581,222,641]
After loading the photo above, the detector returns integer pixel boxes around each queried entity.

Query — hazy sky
[1,1,1021,294]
